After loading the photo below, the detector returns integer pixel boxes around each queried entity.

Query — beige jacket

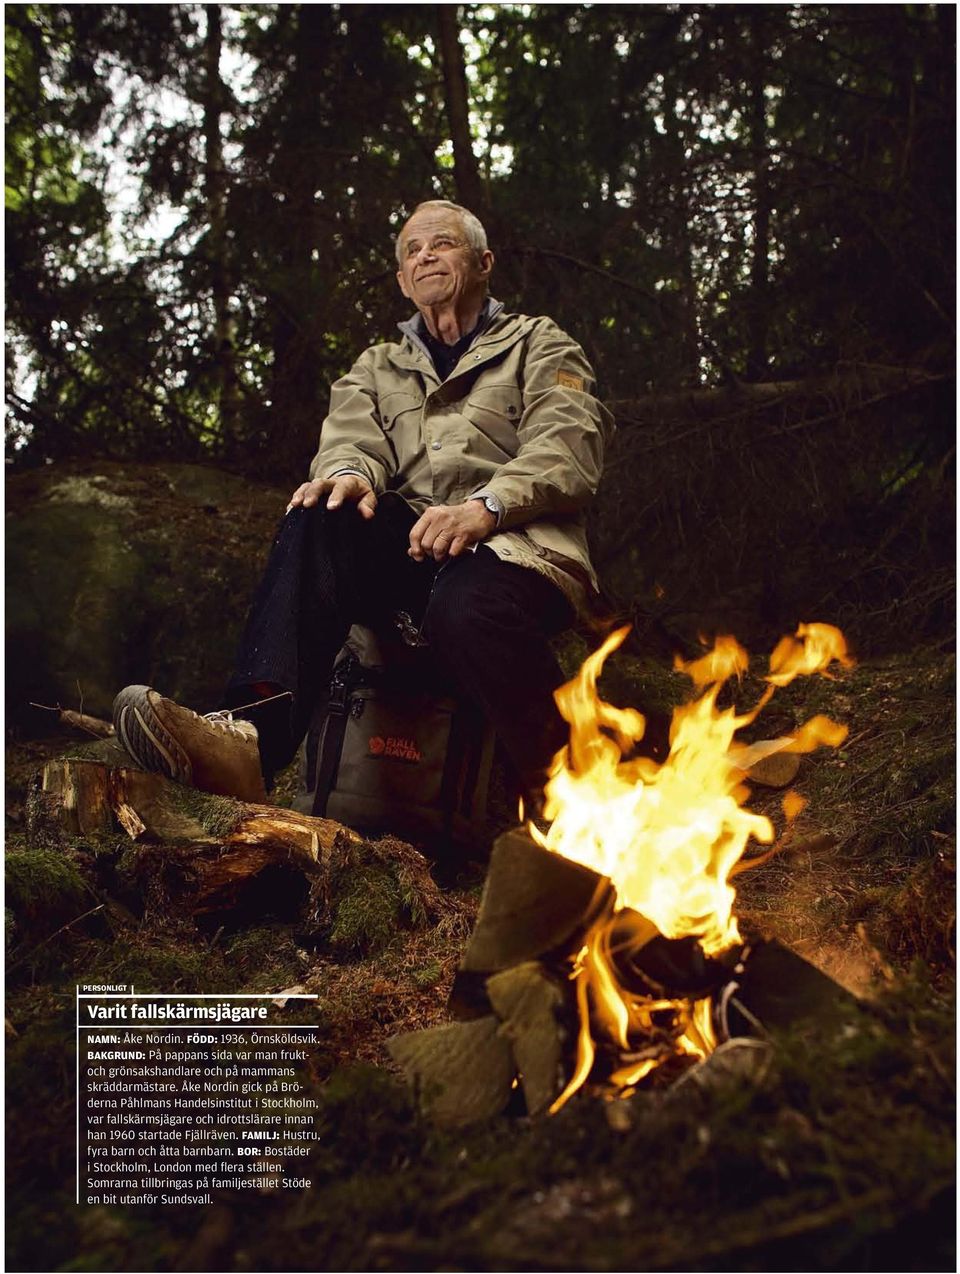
[308,304,614,612]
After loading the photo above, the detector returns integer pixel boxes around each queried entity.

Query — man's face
[396,207,493,312]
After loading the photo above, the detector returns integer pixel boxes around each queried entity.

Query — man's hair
[395,199,489,264]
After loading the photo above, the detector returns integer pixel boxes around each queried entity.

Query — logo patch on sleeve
[557,370,585,391]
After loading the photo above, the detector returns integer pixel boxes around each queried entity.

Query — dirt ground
[5,638,955,1272]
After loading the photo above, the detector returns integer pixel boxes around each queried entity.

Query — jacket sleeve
[477,319,614,529]
[307,349,397,492]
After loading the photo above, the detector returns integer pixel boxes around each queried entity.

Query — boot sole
[113,685,193,785]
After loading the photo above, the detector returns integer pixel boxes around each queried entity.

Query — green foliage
[84,924,229,992]
[4,4,952,476]
[410,958,443,988]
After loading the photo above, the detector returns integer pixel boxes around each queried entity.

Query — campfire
[390,623,857,1126]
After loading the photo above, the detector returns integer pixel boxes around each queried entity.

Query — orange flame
[536,622,852,1111]
[767,622,853,687]
[783,790,807,821]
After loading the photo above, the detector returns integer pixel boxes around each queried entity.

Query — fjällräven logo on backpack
[368,734,422,763]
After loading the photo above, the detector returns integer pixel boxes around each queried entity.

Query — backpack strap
[311,658,354,817]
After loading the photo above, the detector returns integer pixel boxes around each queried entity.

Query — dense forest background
[6,3,955,658]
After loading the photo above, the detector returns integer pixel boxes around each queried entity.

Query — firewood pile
[388,828,859,1127]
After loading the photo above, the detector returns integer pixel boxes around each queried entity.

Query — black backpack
[295,626,496,854]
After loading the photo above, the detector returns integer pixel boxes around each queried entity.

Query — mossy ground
[4,645,954,1272]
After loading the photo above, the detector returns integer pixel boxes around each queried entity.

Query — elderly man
[114,200,613,815]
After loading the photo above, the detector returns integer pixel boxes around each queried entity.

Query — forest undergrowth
[5,640,955,1273]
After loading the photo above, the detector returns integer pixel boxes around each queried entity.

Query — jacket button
[431,441,441,450]
[507,405,517,416]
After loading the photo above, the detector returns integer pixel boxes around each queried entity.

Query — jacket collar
[396,297,504,360]
[392,298,531,382]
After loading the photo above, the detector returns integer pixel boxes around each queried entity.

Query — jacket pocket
[379,391,423,433]
[463,385,523,456]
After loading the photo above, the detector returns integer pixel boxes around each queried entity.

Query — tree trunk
[203,4,240,454]
[267,4,330,477]
[661,95,702,385]
[436,7,485,215]
[746,11,772,381]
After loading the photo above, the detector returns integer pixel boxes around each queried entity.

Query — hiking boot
[112,685,267,803]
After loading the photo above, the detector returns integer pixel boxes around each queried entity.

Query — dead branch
[30,703,115,738]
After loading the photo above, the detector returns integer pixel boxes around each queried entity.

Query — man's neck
[418,298,484,345]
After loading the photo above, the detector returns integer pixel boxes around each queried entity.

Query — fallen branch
[30,703,115,738]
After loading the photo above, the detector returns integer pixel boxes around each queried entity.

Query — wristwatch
[470,492,504,526]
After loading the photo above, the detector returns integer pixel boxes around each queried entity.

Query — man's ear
[478,249,495,280]
[396,269,411,299]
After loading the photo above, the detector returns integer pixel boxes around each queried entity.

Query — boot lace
[201,709,255,738]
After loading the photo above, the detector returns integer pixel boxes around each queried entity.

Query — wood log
[387,1015,516,1128]
[40,741,355,912]
[486,962,567,1117]
[448,827,612,1019]
[459,828,612,973]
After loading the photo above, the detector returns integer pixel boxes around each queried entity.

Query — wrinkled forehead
[398,208,466,251]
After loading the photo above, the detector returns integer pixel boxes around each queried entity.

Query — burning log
[390,622,861,1125]
[390,829,861,1126]
[486,962,567,1118]
[447,827,611,1019]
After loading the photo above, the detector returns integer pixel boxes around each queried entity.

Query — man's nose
[415,241,438,262]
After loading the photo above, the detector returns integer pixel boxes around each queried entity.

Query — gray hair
[395,199,489,264]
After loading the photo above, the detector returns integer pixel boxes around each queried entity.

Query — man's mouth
[416,271,447,282]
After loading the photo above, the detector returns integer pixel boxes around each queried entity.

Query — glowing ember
[531,623,852,1111]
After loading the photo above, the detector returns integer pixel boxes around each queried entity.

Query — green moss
[167,784,244,837]
[224,923,305,991]
[83,929,229,992]
[329,864,404,956]
[5,846,90,927]
[410,959,443,988]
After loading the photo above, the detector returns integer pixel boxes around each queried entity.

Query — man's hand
[408,501,497,562]
[287,474,377,520]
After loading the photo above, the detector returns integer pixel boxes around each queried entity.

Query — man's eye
[406,244,420,257]
[435,237,454,248]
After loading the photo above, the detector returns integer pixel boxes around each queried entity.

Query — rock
[723,937,863,1035]
[672,1038,773,1092]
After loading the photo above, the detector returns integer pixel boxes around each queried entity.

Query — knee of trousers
[422,580,532,653]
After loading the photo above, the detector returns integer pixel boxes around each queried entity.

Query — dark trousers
[224,494,573,797]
